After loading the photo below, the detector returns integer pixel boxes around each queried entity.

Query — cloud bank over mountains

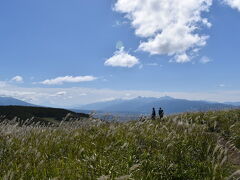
[0,81,240,107]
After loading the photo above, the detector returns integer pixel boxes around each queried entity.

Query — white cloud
[223,0,240,11]
[56,91,67,96]
[175,53,191,63]
[40,76,97,85]
[114,0,212,63]
[105,46,139,68]
[200,56,211,64]
[11,76,24,83]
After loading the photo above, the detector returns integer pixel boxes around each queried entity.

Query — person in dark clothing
[159,107,164,119]
[151,108,156,120]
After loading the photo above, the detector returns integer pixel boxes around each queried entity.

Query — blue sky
[0,0,240,107]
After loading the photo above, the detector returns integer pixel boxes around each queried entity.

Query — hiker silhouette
[159,107,164,119]
[151,108,156,120]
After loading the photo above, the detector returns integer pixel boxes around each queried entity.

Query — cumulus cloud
[200,56,211,64]
[104,46,139,68]
[114,0,212,63]
[223,0,240,11]
[40,76,97,85]
[11,76,24,83]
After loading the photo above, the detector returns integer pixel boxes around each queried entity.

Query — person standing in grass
[151,108,156,120]
[159,107,164,119]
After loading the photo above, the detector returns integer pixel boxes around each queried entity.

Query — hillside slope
[1,109,240,179]
[0,106,89,124]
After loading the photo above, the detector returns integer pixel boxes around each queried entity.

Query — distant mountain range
[224,102,240,106]
[78,96,238,115]
[0,96,36,106]
[1,95,239,116]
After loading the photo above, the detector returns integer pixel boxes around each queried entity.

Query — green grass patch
[1,109,240,179]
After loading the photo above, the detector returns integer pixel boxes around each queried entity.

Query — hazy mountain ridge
[79,96,237,115]
[0,96,237,116]
[0,96,36,106]
[224,102,240,106]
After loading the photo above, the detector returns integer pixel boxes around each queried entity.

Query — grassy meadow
[1,109,240,179]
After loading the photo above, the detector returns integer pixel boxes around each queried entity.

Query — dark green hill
[0,106,89,125]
